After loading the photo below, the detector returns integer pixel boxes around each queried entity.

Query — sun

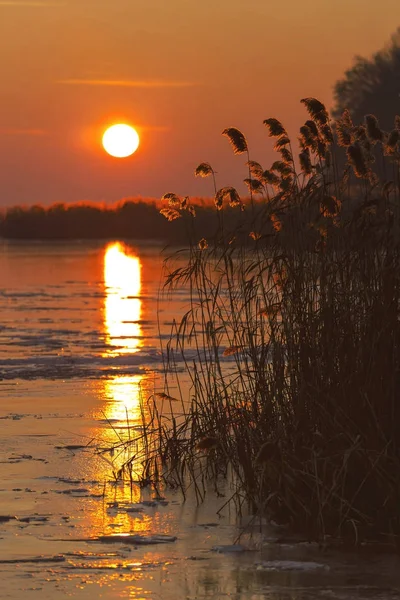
[102,124,140,158]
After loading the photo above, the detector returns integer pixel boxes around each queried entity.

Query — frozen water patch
[0,349,166,380]
[253,560,329,572]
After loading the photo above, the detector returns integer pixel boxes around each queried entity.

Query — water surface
[0,239,399,599]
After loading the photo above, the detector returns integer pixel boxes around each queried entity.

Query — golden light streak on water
[103,374,143,423]
[104,241,142,355]
[95,243,149,506]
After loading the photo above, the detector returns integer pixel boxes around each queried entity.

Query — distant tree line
[333,27,400,130]
[0,199,248,244]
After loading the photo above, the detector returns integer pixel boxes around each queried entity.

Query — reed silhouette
[123,98,400,545]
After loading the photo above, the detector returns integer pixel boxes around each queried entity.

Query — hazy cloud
[0,128,47,136]
[58,79,200,88]
[0,1,65,5]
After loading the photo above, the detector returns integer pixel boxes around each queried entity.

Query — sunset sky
[0,0,398,206]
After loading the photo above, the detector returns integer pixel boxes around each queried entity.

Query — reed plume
[279,147,293,164]
[365,114,384,142]
[162,192,181,207]
[274,136,290,150]
[305,119,319,138]
[247,160,264,178]
[160,207,182,221]
[198,237,208,250]
[244,178,264,194]
[299,125,318,151]
[195,162,214,177]
[347,143,369,178]
[320,123,334,144]
[301,97,329,124]
[335,111,353,147]
[386,129,400,153]
[320,195,340,217]
[271,160,292,177]
[222,127,248,155]
[270,212,282,231]
[262,170,280,186]
[215,186,241,208]
[263,117,287,137]
[299,148,312,174]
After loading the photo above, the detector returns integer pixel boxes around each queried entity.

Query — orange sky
[0,0,398,205]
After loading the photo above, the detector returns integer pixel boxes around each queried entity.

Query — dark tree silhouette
[333,28,400,130]
[0,199,244,243]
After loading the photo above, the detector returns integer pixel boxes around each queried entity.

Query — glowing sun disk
[102,124,139,158]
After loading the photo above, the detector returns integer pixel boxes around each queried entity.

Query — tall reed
[130,100,400,543]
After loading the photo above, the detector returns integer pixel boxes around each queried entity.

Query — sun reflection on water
[102,374,143,423]
[100,243,147,481]
[102,240,148,440]
[104,241,142,355]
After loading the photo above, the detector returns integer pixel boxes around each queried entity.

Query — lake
[1,239,399,599]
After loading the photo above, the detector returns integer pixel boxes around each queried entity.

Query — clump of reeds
[122,99,400,545]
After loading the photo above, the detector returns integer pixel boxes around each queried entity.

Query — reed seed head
[279,147,293,164]
[271,161,293,177]
[353,125,367,142]
[320,124,334,144]
[263,118,287,137]
[162,192,181,207]
[320,195,340,217]
[271,213,282,232]
[365,114,384,142]
[222,127,248,155]
[299,125,317,151]
[244,178,264,194]
[160,208,182,221]
[301,98,328,125]
[386,129,400,152]
[279,177,292,192]
[347,143,369,178]
[195,162,214,178]
[262,170,280,186]
[247,160,264,178]
[299,148,312,175]
[215,186,241,209]
[335,121,352,147]
[305,120,319,138]
[341,109,354,128]
[274,135,291,150]
[198,238,208,250]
